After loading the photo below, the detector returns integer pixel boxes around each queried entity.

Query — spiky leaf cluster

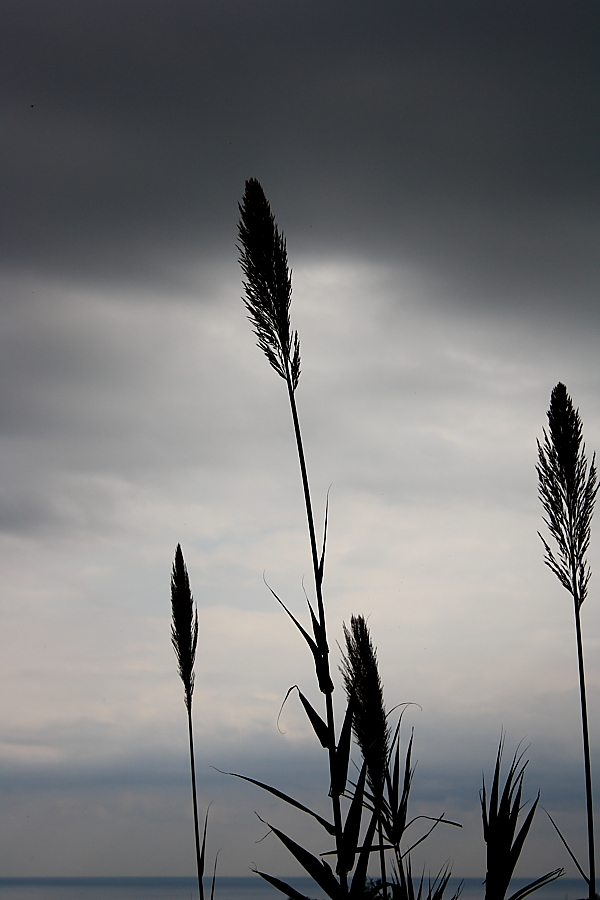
[171,543,198,711]
[238,178,300,390]
[341,615,390,798]
[537,382,598,608]
[481,741,562,900]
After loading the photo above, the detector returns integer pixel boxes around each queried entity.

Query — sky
[1,0,600,883]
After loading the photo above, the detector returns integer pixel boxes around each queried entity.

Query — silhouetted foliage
[481,741,562,900]
[183,178,572,900]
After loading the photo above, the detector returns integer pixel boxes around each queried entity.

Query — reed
[237,177,374,899]
[171,543,204,900]
[537,383,598,900]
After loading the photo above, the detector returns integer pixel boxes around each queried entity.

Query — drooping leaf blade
[544,808,588,882]
[254,871,315,900]
[264,578,333,693]
[220,770,335,835]
[297,688,331,749]
[261,819,342,900]
[506,870,564,900]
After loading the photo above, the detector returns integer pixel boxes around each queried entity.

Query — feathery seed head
[238,178,301,390]
[537,383,598,607]
[341,615,390,798]
[171,543,198,711]
[548,382,582,493]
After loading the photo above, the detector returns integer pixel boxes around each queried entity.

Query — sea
[0,877,590,900]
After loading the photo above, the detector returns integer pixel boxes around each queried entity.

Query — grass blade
[348,806,379,900]
[209,850,219,900]
[544,808,588,882]
[297,688,331,748]
[254,871,315,900]
[264,577,333,694]
[259,817,342,899]
[339,760,368,874]
[198,804,211,900]
[506,870,564,900]
[332,696,354,796]
[220,770,335,834]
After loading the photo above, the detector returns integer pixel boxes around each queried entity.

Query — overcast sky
[1,0,600,884]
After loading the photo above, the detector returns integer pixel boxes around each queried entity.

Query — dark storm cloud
[1,0,598,310]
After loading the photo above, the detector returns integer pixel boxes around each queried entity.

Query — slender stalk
[287,382,321,611]
[287,377,347,893]
[574,603,596,900]
[171,544,202,900]
[188,707,203,900]
[378,820,388,900]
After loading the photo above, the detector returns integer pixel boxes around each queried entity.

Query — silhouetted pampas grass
[238,177,300,391]
[342,616,391,897]
[537,383,598,900]
[171,543,204,900]
[342,616,390,801]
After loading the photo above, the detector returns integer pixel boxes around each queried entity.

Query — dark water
[0,878,590,900]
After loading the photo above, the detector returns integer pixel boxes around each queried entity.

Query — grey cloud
[2,700,595,876]
[0,0,597,314]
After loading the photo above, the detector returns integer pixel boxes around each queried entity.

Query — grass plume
[341,615,390,800]
[238,177,300,390]
[537,382,598,900]
[537,383,597,607]
[342,615,391,897]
